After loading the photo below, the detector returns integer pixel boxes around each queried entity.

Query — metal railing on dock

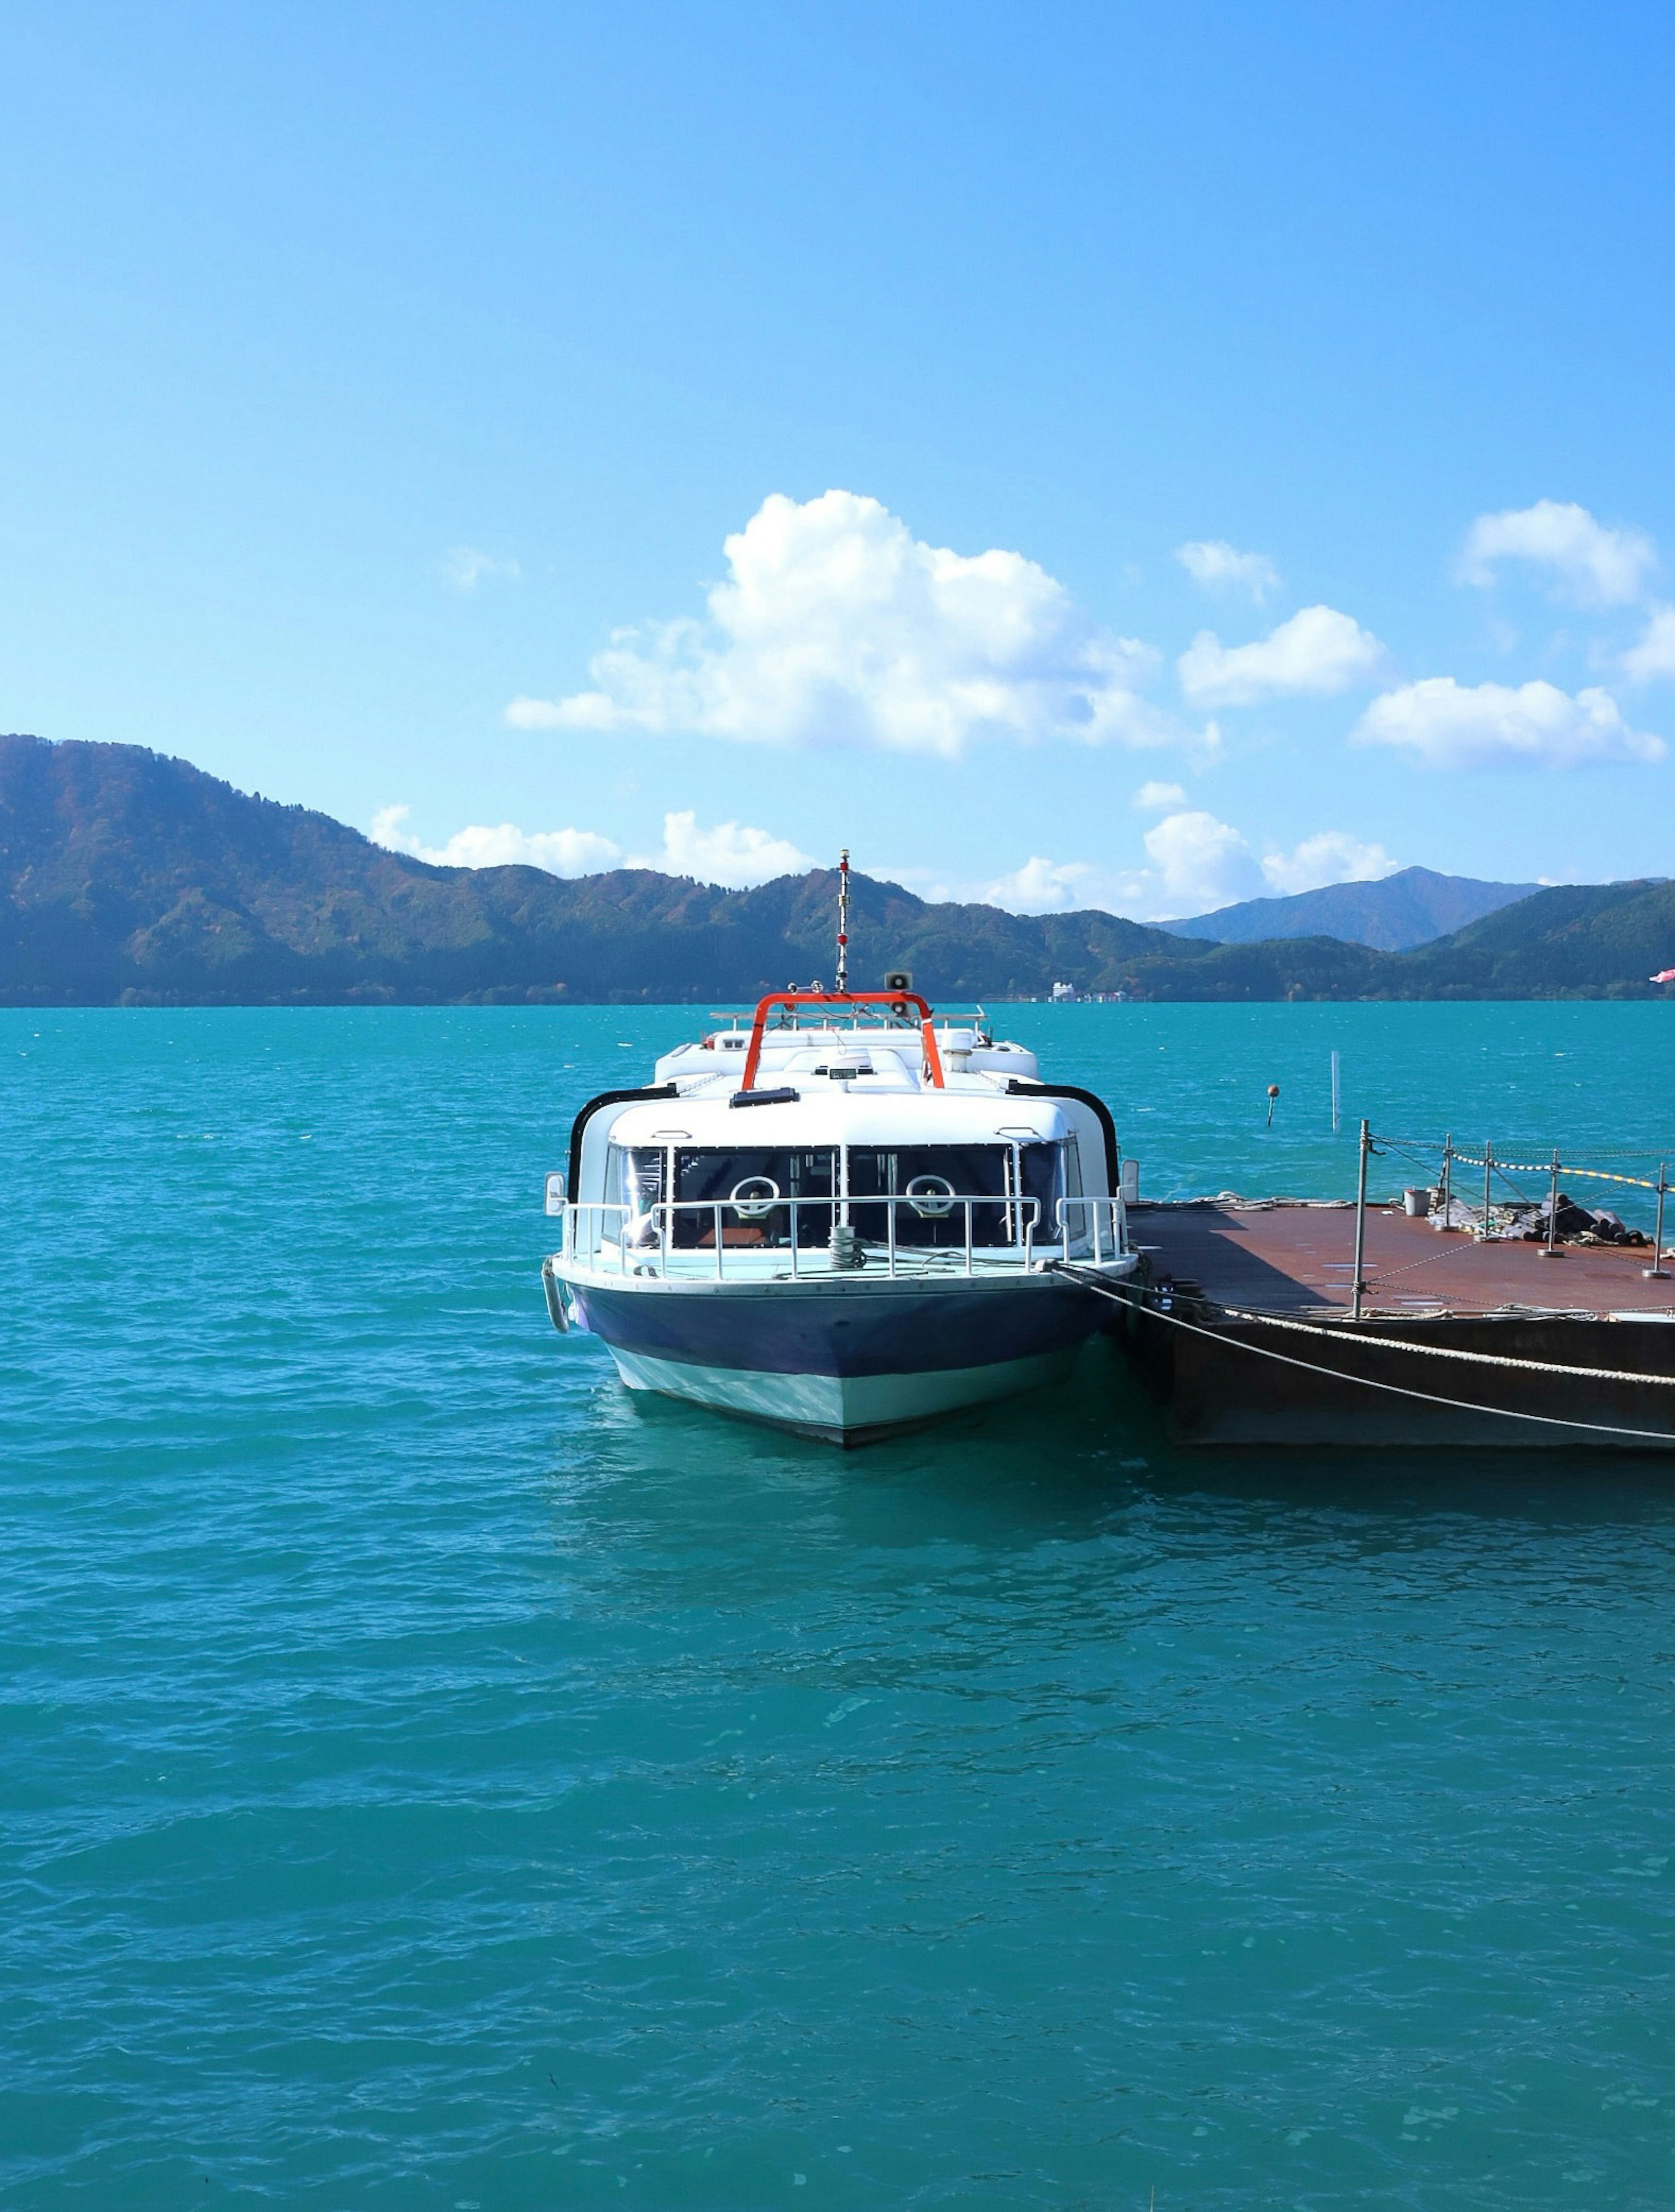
[1348,1124,1672,1317]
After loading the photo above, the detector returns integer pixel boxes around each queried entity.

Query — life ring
[729,1175,781,1222]
[905,1173,956,1220]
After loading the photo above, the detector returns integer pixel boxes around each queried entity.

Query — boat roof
[606,1083,1076,1151]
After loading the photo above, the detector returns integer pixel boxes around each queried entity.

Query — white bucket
[1403,1186,1434,1218]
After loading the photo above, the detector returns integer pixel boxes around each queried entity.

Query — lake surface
[6,1001,1675,2209]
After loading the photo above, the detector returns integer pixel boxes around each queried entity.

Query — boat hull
[564,1271,1119,1444]
[608,1340,1082,1443]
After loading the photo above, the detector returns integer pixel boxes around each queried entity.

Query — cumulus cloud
[1142,811,1268,913]
[1261,831,1398,897]
[1175,540,1280,603]
[646,811,812,886]
[1354,678,1664,769]
[1131,779,1188,810]
[1094,813,1401,918]
[984,857,1096,914]
[1457,500,1655,607]
[373,805,812,888]
[917,817,1401,922]
[1623,606,1675,684]
[371,806,620,874]
[1177,605,1387,708]
[506,490,1182,757]
[443,546,521,591]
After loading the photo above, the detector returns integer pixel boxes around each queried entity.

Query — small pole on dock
[1482,1139,1494,1241]
[1352,1118,1370,1321]
[1440,1132,1453,1229]
[1330,1050,1341,1134]
[1648,1164,1671,1281]
[1541,1147,1564,1258]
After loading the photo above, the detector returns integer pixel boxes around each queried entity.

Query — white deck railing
[551,1193,1128,1281]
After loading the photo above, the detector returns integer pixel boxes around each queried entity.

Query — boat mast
[836,849,850,995]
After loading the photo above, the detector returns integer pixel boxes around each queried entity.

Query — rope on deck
[1057,1267,1675,1445]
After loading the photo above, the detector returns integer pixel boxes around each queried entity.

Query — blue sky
[4,3,1675,917]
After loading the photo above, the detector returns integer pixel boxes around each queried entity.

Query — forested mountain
[0,735,1190,1003]
[1,735,1671,1003]
[1161,865,1542,950]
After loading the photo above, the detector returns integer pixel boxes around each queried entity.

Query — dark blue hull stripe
[571,1281,1101,1378]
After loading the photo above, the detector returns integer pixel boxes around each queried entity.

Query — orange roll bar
[737,991,945,1093]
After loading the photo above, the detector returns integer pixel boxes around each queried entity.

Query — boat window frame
[631,1137,1068,1253]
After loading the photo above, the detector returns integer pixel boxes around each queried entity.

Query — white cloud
[984,857,1096,914]
[371,804,809,888]
[1177,604,1387,708]
[371,805,621,874]
[1457,500,1655,607]
[896,822,1399,923]
[443,546,521,591]
[507,489,1182,757]
[642,810,812,887]
[1175,540,1280,603]
[1131,779,1188,810]
[1094,814,1402,919]
[1624,606,1675,684]
[1261,831,1398,897]
[1354,678,1664,769]
[1142,811,1267,914]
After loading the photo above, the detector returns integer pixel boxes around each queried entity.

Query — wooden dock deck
[1128,1198,1675,1320]
[1118,1200,1675,1452]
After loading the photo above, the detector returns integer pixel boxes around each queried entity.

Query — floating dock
[1110,1196,1675,1451]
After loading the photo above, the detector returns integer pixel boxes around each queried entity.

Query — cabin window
[619,1140,1066,1251]
[1018,1140,1065,1225]
[848,1142,1061,1247]
[604,1144,666,1221]
[671,1147,838,1248]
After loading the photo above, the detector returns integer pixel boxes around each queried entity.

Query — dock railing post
[1648,1165,1671,1282]
[1440,1133,1452,1229]
[1482,1140,1494,1241]
[1352,1118,1370,1322]
[1542,1148,1564,1259]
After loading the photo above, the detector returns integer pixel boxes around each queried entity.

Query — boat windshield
[670,1147,838,1248]
[848,1143,1061,1247]
[639,1142,1063,1250]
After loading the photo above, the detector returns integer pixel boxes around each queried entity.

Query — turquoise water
[6,1002,1675,2209]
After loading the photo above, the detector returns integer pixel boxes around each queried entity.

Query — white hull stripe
[607,1343,1081,1441]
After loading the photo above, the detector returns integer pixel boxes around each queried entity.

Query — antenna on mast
[836,849,850,994]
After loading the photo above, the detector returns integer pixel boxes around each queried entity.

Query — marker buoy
[1266,1083,1280,1128]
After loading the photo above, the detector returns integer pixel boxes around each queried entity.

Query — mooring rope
[1057,1268,1675,1445]
[1208,1301,1675,1388]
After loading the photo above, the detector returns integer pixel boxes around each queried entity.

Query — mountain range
[1161,866,1543,951]
[3,734,1673,1005]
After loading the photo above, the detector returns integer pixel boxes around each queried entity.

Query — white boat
[541,863,1138,1444]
